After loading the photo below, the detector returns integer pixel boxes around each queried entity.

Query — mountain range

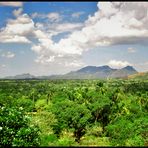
[2,65,138,80]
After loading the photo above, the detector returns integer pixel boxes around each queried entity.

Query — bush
[0,106,40,146]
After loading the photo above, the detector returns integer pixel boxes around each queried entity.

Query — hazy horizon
[0,2,148,77]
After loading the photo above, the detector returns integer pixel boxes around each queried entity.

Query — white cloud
[6,14,34,35]
[31,21,84,65]
[13,8,23,17]
[72,12,85,18]
[42,22,83,39]
[0,35,31,43]
[1,51,15,58]
[0,2,23,7]
[47,12,60,22]
[32,2,148,66]
[53,22,83,33]
[108,60,132,68]
[31,12,61,22]
[0,14,34,43]
[1,2,148,70]
[35,55,55,64]
[128,47,136,53]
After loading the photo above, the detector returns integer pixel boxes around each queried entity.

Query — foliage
[106,115,148,146]
[0,106,40,146]
[51,100,91,142]
[0,79,147,146]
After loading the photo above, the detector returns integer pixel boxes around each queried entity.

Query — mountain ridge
[64,65,137,79]
[1,65,138,80]
[4,73,36,79]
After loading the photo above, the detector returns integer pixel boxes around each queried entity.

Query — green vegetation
[0,106,40,146]
[0,79,147,146]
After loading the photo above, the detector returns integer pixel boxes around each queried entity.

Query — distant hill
[109,66,138,78]
[62,65,137,79]
[2,65,138,80]
[4,73,36,80]
[77,65,115,73]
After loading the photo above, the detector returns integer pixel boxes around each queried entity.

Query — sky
[0,1,148,77]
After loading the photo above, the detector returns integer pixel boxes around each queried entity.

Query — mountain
[77,65,115,73]
[2,65,138,80]
[109,66,138,78]
[63,65,137,79]
[4,73,36,79]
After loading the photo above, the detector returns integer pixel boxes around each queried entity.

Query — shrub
[0,106,40,146]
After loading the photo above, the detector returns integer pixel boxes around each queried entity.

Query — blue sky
[0,2,148,77]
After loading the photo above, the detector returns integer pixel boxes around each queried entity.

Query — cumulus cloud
[0,2,23,7]
[0,13,34,43]
[34,51,85,69]
[29,2,148,67]
[1,2,148,69]
[108,60,132,68]
[84,2,148,46]
[0,10,84,67]
[32,2,148,65]
[13,8,23,17]
[1,51,15,58]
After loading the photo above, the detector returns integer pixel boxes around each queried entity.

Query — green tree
[106,115,148,146]
[51,100,91,143]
